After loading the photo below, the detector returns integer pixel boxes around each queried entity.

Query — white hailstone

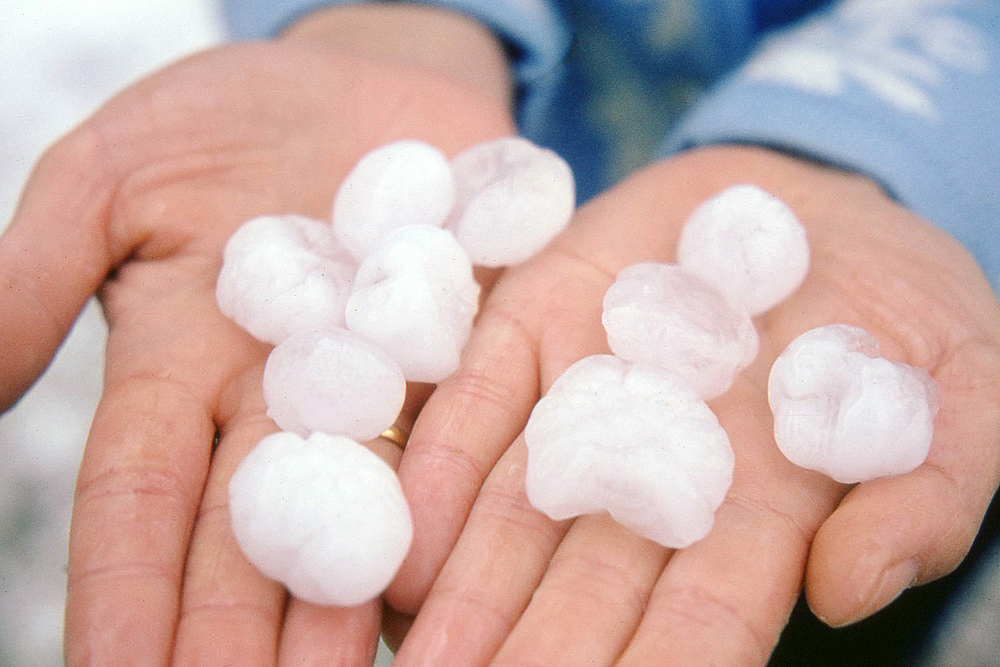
[678,184,809,315]
[216,214,356,345]
[263,328,405,441]
[524,355,734,548]
[768,324,940,484]
[602,262,759,399]
[332,140,454,261]
[447,136,575,267]
[345,225,480,383]
[228,431,413,607]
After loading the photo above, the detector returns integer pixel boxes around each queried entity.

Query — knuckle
[406,438,488,494]
[724,490,816,550]
[428,585,519,638]
[75,460,190,509]
[67,557,176,594]
[439,366,525,424]
[40,120,118,187]
[473,481,555,543]
[178,599,278,628]
[648,584,771,664]
[544,551,649,618]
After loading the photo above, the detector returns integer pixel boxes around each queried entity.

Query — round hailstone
[678,184,809,315]
[602,262,759,399]
[216,214,356,345]
[447,136,575,267]
[524,355,734,548]
[345,225,480,383]
[332,140,454,261]
[768,324,940,483]
[263,327,405,441]
[229,431,413,607]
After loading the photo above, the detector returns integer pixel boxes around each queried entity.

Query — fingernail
[831,559,919,628]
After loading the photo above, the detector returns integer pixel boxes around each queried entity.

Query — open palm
[386,145,1000,666]
[1,34,512,665]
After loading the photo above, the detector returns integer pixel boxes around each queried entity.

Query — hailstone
[215,214,356,345]
[602,262,759,399]
[678,184,809,315]
[332,140,454,261]
[228,431,413,606]
[263,327,406,441]
[447,136,575,267]
[768,324,940,483]
[345,225,480,383]
[524,355,734,548]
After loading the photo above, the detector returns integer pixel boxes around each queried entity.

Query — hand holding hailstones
[218,139,941,605]
[525,184,940,549]
[218,137,575,606]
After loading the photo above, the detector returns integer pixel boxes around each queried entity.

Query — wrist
[282,3,512,106]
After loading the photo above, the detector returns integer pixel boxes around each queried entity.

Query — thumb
[0,123,125,409]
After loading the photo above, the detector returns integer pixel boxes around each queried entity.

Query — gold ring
[380,424,409,448]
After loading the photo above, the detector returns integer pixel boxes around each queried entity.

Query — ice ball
[263,327,405,441]
[332,140,454,261]
[602,262,759,399]
[768,324,940,483]
[678,184,809,315]
[447,136,575,267]
[524,355,734,548]
[345,225,480,383]
[228,431,413,606]
[216,214,356,345]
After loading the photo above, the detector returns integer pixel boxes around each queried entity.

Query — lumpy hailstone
[263,328,406,441]
[346,225,480,383]
[768,324,940,484]
[678,184,809,315]
[333,140,454,261]
[448,136,575,267]
[524,355,734,548]
[602,263,759,399]
[228,431,413,606]
[216,215,356,345]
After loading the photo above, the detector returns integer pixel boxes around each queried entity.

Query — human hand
[384,145,1000,665]
[0,5,512,664]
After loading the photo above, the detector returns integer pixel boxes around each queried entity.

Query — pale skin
[2,4,998,666]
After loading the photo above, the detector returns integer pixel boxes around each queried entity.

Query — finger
[806,340,1000,626]
[0,124,126,408]
[64,357,222,660]
[490,514,668,667]
[391,437,567,667]
[615,381,842,667]
[63,379,215,666]
[388,250,612,612]
[178,370,421,664]
[272,394,426,665]
[387,306,539,612]
[278,599,382,666]
[64,269,263,664]
[170,368,285,665]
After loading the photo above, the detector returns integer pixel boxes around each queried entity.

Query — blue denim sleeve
[661,1,1000,291]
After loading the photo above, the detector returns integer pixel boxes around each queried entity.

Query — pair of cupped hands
[3,5,999,666]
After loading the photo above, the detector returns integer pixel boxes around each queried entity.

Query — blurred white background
[0,2,216,664]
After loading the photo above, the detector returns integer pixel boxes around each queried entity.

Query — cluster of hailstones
[220,137,941,608]
[523,184,941,549]
[220,137,576,606]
